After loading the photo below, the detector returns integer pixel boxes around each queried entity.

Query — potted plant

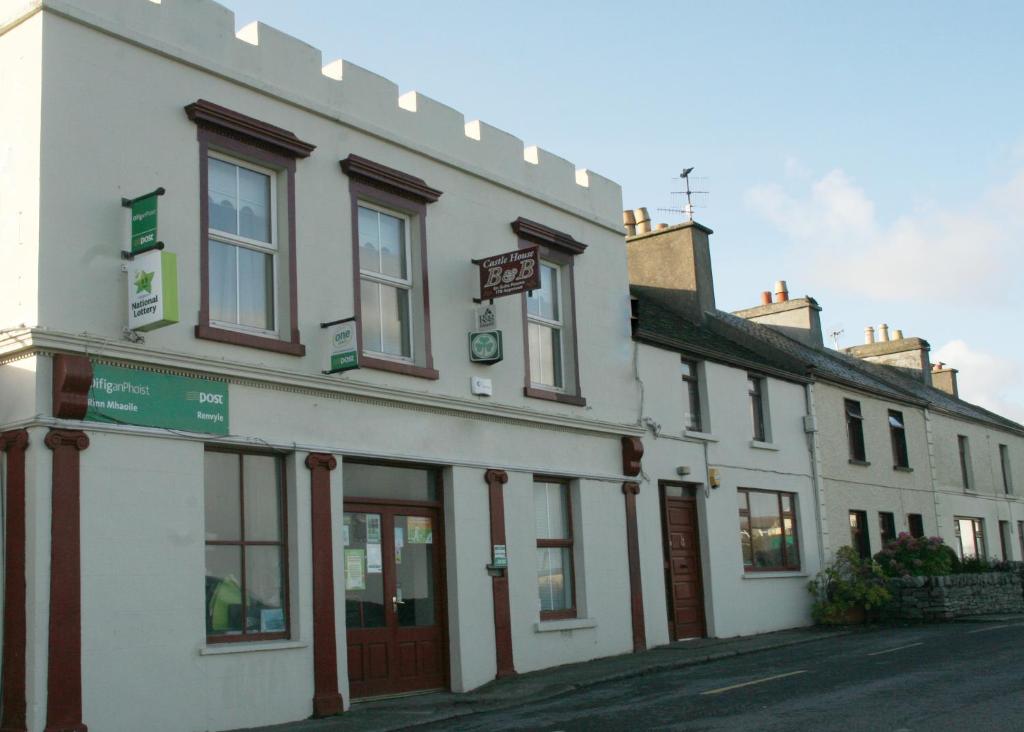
[808,546,891,625]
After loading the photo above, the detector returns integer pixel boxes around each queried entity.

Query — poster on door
[345,549,366,590]
[366,515,382,544]
[395,527,404,564]
[366,544,383,574]
[407,517,433,544]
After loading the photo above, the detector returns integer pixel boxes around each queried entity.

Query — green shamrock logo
[134,270,154,295]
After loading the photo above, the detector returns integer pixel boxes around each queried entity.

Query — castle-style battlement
[19,0,621,228]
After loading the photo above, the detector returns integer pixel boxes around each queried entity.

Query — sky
[218,0,1024,421]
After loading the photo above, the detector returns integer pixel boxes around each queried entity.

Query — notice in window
[366,543,383,574]
[407,517,433,544]
[345,549,366,591]
[366,514,382,544]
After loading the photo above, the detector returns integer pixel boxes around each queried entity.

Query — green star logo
[134,270,154,295]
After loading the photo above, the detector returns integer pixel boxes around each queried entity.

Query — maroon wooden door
[661,484,706,640]
[344,503,447,698]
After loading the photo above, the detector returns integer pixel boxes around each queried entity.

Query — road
[415,622,1024,731]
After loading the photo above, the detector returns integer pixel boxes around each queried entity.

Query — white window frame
[527,260,566,391]
[207,151,280,338]
[357,201,415,363]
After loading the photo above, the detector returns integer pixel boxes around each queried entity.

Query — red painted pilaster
[0,429,29,732]
[306,453,343,717]
[485,469,516,679]
[44,429,89,732]
[621,436,646,653]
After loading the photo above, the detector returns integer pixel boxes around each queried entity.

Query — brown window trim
[186,100,314,357]
[535,477,577,620]
[341,156,441,381]
[204,447,291,644]
[516,219,587,406]
[738,488,800,573]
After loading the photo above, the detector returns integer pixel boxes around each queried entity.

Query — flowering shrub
[808,546,891,625]
[873,533,956,578]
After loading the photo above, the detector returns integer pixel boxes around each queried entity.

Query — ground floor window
[534,479,575,618]
[738,489,800,571]
[879,512,896,547]
[849,510,870,559]
[908,513,924,539]
[954,516,986,560]
[204,449,288,641]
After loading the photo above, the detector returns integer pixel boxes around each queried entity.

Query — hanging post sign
[321,317,359,373]
[122,187,165,255]
[127,249,179,331]
[474,245,540,301]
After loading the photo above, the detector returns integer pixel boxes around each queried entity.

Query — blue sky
[218,0,1024,420]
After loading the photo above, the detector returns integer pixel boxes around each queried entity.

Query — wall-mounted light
[676,466,691,476]
[708,468,721,488]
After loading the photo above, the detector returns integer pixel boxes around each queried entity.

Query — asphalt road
[415,622,1024,731]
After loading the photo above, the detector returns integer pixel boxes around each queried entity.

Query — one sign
[469,330,503,364]
[130,192,160,254]
[127,249,179,331]
[476,304,497,330]
[85,362,229,435]
[476,245,540,300]
[492,544,508,568]
[345,549,366,591]
[322,318,358,373]
[407,517,433,544]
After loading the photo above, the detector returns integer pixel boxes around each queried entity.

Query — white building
[0,2,657,730]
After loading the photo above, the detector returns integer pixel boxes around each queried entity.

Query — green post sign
[85,363,229,435]
[124,187,165,255]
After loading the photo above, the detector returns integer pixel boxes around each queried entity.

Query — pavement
[241,625,853,732]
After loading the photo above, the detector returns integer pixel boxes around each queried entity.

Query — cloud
[933,340,1024,425]
[745,168,1021,303]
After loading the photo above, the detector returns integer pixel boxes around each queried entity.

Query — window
[999,520,1012,561]
[534,479,575,618]
[187,99,313,356]
[849,510,870,559]
[204,450,288,642]
[958,435,973,491]
[748,376,767,442]
[1000,444,1013,495]
[341,154,442,380]
[879,512,896,547]
[954,516,985,559]
[889,410,909,469]
[845,399,866,463]
[908,513,925,539]
[738,489,799,571]
[680,360,702,432]
[515,218,587,406]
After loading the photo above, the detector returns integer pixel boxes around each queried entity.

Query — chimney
[864,326,875,345]
[932,362,959,398]
[626,218,716,321]
[733,280,824,349]
[845,335,932,385]
[623,210,636,237]
[634,207,651,235]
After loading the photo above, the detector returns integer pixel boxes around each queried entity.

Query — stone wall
[883,572,1024,621]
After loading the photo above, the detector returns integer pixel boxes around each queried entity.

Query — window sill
[524,386,587,407]
[742,571,806,580]
[199,640,308,656]
[684,429,718,443]
[196,324,305,356]
[360,354,439,380]
[893,465,914,473]
[848,459,871,467]
[534,617,597,633]
[749,440,778,451]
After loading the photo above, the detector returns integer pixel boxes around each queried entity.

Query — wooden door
[344,503,447,698]
[661,484,706,640]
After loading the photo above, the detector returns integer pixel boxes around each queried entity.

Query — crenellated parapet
[23,0,621,228]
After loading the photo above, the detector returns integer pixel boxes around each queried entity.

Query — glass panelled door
[344,505,445,698]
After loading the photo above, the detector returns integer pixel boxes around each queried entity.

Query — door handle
[392,595,406,611]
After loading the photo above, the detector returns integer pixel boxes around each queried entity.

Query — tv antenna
[657,168,709,222]
[829,327,844,350]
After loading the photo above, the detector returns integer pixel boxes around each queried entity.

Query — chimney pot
[623,210,636,236]
[878,323,889,342]
[760,291,772,306]
[773,280,789,303]
[634,207,651,235]
[655,223,669,231]
[892,328,904,340]
[864,326,875,345]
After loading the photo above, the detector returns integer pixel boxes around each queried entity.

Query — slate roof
[630,285,1024,436]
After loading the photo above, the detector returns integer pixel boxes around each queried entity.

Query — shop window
[515,218,587,406]
[738,489,799,571]
[681,359,703,432]
[187,99,313,356]
[204,449,288,642]
[534,479,576,618]
[845,399,866,463]
[889,410,909,469]
[341,154,442,380]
